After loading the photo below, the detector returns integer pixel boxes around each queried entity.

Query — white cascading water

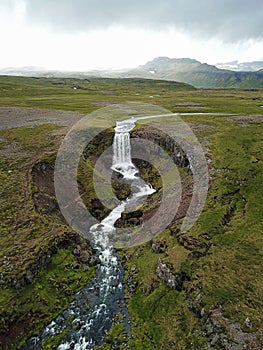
[24,118,155,350]
[111,120,138,179]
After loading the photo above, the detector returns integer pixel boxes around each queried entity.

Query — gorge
[24,118,156,349]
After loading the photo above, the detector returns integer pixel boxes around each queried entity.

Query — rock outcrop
[132,127,189,169]
[125,265,138,294]
[72,245,100,266]
[156,258,187,291]
[151,238,167,254]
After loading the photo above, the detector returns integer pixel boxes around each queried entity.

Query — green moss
[0,124,58,151]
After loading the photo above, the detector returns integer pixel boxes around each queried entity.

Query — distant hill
[0,66,45,75]
[216,60,263,72]
[121,57,263,88]
[1,57,263,88]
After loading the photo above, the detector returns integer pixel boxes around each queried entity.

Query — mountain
[121,57,263,88]
[1,58,263,88]
[216,60,263,72]
[0,66,45,75]
[0,67,127,79]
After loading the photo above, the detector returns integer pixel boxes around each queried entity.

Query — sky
[0,0,263,71]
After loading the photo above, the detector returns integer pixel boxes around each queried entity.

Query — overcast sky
[1,0,263,70]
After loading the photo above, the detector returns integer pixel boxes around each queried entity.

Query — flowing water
[24,119,155,350]
[111,119,138,179]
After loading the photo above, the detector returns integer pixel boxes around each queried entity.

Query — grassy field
[0,75,262,349]
[118,115,263,349]
[0,75,263,114]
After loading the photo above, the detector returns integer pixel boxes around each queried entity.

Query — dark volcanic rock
[131,127,189,169]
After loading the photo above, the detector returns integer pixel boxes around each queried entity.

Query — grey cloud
[23,0,263,41]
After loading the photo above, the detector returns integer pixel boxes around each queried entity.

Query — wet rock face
[156,258,187,291]
[131,127,189,169]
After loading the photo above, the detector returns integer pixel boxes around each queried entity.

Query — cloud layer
[22,0,263,41]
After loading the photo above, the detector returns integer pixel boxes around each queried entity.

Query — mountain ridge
[1,57,263,88]
[216,60,263,71]
[122,57,263,88]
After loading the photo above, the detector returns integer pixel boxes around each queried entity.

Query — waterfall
[111,120,138,179]
[113,132,132,165]
[23,118,155,350]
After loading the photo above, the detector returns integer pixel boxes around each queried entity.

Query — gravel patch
[0,107,85,130]
[226,114,263,124]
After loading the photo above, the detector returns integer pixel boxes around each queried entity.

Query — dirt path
[0,106,85,130]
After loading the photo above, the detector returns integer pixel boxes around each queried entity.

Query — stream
[24,119,155,349]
